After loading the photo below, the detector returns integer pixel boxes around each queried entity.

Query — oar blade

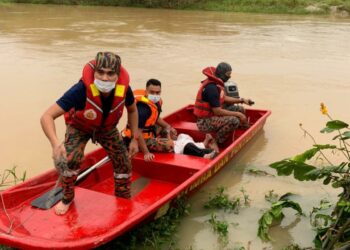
[31,187,63,210]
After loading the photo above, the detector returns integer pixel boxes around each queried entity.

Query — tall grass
[0,166,26,191]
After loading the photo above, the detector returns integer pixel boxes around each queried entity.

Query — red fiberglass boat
[0,105,270,250]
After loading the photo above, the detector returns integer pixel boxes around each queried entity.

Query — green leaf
[291,145,336,163]
[263,212,273,225]
[340,131,350,140]
[270,205,283,218]
[270,160,316,181]
[292,148,319,162]
[314,214,333,227]
[326,120,348,130]
[279,192,295,201]
[313,144,337,150]
[257,199,303,242]
[280,200,303,215]
[269,160,294,175]
[332,179,350,188]
[323,176,332,185]
[320,127,336,133]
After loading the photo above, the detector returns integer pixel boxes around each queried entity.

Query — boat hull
[0,105,270,249]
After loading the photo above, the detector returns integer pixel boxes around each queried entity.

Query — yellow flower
[320,102,328,115]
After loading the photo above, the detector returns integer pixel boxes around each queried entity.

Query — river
[0,3,350,249]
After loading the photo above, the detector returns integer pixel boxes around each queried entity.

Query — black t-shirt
[137,102,162,129]
[202,83,221,107]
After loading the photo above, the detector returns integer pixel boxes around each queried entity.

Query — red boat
[0,105,270,250]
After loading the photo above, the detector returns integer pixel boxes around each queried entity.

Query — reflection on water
[1,3,350,249]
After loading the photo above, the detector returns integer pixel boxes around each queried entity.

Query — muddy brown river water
[0,3,350,249]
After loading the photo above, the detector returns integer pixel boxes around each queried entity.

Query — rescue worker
[122,79,177,161]
[40,52,139,215]
[194,62,253,146]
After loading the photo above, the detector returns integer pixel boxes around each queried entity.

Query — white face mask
[94,79,115,93]
[147,94,161,103]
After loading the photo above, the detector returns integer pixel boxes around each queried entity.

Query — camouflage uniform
[196,105,245,144]
[144,126,173,152]
[61,126,131,204]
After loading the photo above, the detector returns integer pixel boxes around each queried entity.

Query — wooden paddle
[31,156,110,210]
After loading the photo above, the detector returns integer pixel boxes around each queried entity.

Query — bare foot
[203,151,217,159]
[54,200,72,215]
[203,133,213,148]
[209,139,219,153]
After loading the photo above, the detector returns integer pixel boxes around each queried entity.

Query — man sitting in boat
[194,62,253,146]
[122,79,177,162]
[40,52,139,215]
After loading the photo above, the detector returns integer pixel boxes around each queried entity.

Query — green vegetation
[207,213,229,244]
[203,186,249,213]
[1,0,350,15]
[246,168,275,177]
[269,103,350,249]
[257,197,303,242]
[0,167,26,250]
[0,166,26,190]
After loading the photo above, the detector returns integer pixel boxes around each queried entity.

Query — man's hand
[241,98,254,106]
[52,143,67,173]
[52,143,67,163]
[169,126,177,137]
[235,112,248,125]
[128,139,139,160]
[144,152,155,162]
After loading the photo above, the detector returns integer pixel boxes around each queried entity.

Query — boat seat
[133,152,210,170]
[171,121,198,131]
[170,120,211,141]
[132,152,211,183]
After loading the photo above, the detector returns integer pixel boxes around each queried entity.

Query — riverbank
[0,0,350,15]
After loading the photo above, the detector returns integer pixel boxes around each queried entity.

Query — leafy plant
[309,198,333,228]
[246,168,275,177]
[265,190,279,203]
[204,186,242,213]
[282,244,313,250]
[207,213,229,246]
[0,166,26,190]
[269,103,350,249]
[240,187,251,207]
[257,198,303,242]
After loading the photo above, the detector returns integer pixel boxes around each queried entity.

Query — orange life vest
[123,89,162,139]
[64,60,130,133]
[193,66,225,118]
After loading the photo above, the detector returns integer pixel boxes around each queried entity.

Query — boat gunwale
[0,106,271,250]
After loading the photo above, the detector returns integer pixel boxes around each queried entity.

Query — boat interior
[0,105,268,246]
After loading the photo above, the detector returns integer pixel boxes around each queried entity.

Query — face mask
[219,74,231,83]
[94,79,115,93]
[148,94,161,103]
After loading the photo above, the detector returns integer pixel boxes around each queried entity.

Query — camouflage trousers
[61,126,131,204]
[196,104,245,144]
[145,126,173,152]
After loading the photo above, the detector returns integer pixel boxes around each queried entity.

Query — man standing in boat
[122,79,177,161]
[194,62,253,146]
[40,52,139,215]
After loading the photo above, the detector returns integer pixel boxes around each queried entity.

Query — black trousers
[183,143,213,157]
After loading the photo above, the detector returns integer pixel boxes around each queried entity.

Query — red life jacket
[64,60,130,133]
[122,89,162,139]
[193,66,225,118]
